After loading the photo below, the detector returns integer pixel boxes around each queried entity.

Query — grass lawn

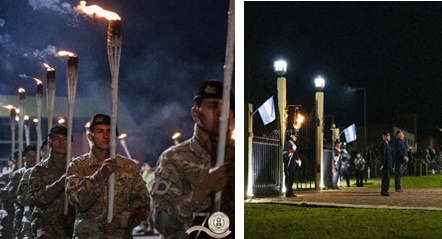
[244,174,442,238]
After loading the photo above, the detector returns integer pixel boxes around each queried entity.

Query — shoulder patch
[153,179,171,195]
[67,177,80,190]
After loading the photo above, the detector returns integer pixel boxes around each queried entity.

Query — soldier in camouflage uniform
[30,124,75,238]
[0,150,21,238]
[66,114,150,239]
[152,80,235,238]
[7,145,37,239]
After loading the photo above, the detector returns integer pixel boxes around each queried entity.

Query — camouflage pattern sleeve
[0,173,11,201]
[30,164,64,209]
[17,168,32,206]
[66,157,104,212]
[121,161,151,230]
[152,150,211,237]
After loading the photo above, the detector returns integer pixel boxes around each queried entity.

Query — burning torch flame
[296,114,305,125]
[57,51,77,57]
[58,117,65,124]
[43,63,54,71]
[3,105,15,110]
[33,118,38,123]
[18,88,25,93]
[85,122,90,129]
[76,1,121,20]
[24,115,29,120]
[172,132,181,140]
[231,129,236,140]
[118,133,127,139]
[33,78,43,85]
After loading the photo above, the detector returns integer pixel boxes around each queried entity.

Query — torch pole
[10,108,16,155]
[119,138,132,159]
[214,0,235,212]
[18,89,26,169]
[46,69,56,156]
[24,118,30,146]
[107,19,122,223]
[64,56,79,215]
[36,84,43,162]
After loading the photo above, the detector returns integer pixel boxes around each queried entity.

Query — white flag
[258,96,276,125]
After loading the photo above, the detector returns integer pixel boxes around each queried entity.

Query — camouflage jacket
[66,152,150,239]
[152,124,235,238]
[30,156,75,238]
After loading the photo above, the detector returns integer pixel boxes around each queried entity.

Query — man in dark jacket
[394,130,409,192]
[379,132,393,196]
[283,129,300,197]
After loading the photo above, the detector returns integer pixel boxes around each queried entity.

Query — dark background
[0,0,232,165]
[245,1,442,146]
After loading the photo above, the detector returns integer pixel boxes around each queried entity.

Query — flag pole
[214,0,234,212]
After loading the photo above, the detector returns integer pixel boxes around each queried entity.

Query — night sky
[245,2,442,144]
[0,0,231,164]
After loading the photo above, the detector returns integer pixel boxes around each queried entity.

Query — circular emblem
[207,212,229,234]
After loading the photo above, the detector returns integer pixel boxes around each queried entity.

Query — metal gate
[252,134,281,195]
[251,110,318,195]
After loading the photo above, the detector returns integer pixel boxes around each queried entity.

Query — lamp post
[274,59,287,194]
[315,75,325,190]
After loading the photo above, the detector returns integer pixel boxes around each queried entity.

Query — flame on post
[33,118,38,123]
[76,1,121,20]
[85,122,90,129]
[118,133,127,139]
[3,105,15,110]
[58,117,65,124]
[43,63,55,71]
[172,132,181,140]
[58,51,77,57]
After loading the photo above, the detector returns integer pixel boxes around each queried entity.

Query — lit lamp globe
[314,75,325,91]
[273,60,287,77]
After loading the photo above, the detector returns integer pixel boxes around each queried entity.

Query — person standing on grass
[354,153,366,187]
[394,130,409,192]
[380,133,393,196]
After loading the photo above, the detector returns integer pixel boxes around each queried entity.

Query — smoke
[27,0,81,26]
[0,19,5,28]
[23,45,58,61]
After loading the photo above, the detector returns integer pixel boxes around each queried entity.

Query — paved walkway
[247,187,442,211]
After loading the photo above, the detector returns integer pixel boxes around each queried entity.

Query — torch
[75,0,122,223]
[18,88,26,169]
[3,105,17,154]
[118,134,132,159]
[24,115,30,146]
[35,79,43,162]
[214,0,235,212]
[58,50,79,215]
[45,63,56,153]
[172,132,181,145]
[85,122,92,149]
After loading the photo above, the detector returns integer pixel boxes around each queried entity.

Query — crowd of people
[0,80,235,239]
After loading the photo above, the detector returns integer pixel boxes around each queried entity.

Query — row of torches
[2,1,122,220]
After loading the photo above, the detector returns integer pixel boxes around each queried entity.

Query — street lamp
[273,60,287,77]
[314,75,325,190]
[274,59,287,194]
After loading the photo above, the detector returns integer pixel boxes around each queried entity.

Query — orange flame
[33,78,43,85]
[85,122,90,129]
[57,51,77,57]
[18,88,25,93]
[172,132,181,140]
[231,129,236,140]
[43,63,54,71]
[3,105,15,110]
[118,133,127,139]
[58,117,65,124]
[76,1,121,21]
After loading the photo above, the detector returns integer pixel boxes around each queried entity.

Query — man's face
[192,98,224,136]
[89,124,110,150]
[40,144,48,159]
[383,135,390,141]
[25,150,37,167]
[49,134,67,154]
[398,132,404,139]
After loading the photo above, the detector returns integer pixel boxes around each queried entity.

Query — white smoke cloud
[27,1,80,26]
[0,19,5,27]
[23,45,58,60]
